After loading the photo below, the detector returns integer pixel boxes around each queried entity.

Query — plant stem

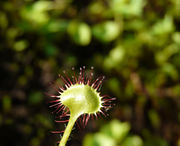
[59,114,78,146]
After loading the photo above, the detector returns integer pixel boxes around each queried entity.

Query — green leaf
[101,120,130,142]
[2,95,11,112]
[93,21,120,42]
[13,40,28,52]
[104,45,125,69]
[83,133,116,146]
[68,21,91,45]
[152,15,174,35]
[111,0,145,17]
[121,136,143,146]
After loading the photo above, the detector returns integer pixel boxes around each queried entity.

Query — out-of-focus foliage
[0,0,180,146]
[83,120,143,146]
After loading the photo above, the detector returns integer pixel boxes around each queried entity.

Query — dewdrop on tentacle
[48,67,115,146]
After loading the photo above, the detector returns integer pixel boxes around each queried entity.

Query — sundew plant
[48,67,115,146]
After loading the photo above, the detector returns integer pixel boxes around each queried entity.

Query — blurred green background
[0,0,180,146]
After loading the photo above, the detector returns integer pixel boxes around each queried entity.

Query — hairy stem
[59,114,79,146]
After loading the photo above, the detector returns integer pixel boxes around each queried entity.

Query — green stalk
[59,114,79,146]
